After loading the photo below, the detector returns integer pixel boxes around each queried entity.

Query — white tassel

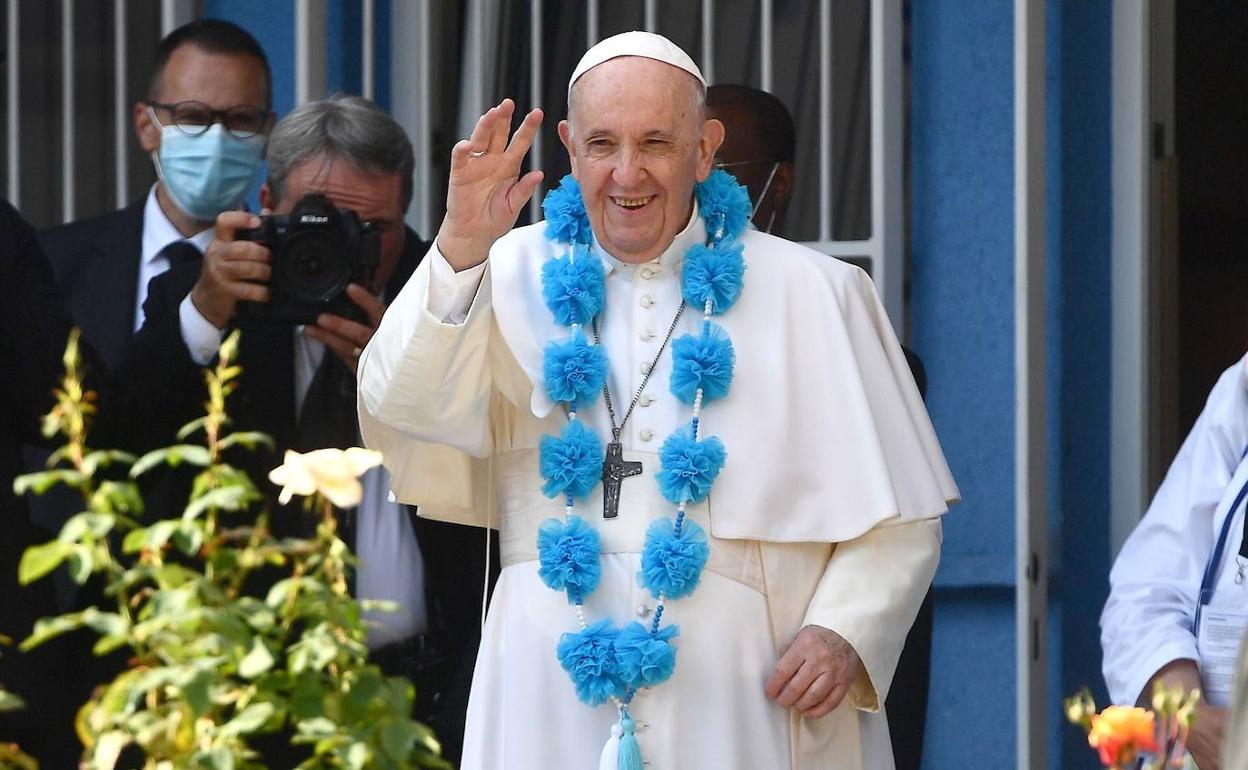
[598,723,622,770]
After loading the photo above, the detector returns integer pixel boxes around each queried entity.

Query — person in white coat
[358,31,958,770]
[1101,355,1248,770]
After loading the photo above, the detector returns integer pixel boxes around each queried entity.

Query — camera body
[235,192,381,325]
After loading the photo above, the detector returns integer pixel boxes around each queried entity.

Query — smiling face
[558,57,724,264]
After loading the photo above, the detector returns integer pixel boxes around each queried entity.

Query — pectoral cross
[601,440,642,519]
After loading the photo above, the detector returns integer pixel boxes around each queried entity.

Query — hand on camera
[305,284,386,374]
[190,211,271,330]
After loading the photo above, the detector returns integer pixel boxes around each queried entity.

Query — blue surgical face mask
[149,107,265,222]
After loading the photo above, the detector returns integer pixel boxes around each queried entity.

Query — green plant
[13,330,450,769]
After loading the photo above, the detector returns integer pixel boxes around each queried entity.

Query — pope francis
[358,31,959,770]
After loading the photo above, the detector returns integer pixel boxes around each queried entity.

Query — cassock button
[640,295,655,308]
[636,604,652,617]
[639,395,655,407]
[640,267,657,279]
[640,429,655,441]
[641,361,652,375]
[640,329,656,342]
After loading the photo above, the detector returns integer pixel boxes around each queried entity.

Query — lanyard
[1194,446,1248,632]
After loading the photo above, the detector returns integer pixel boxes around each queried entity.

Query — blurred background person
[117,95,493,764]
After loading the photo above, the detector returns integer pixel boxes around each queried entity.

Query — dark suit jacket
[118,226,494,764]
[38,200,146,372]
[0,200,99,767]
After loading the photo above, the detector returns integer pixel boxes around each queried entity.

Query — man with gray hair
[119,95,492,764]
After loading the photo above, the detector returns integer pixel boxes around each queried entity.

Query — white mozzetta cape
[360,218,958,541]
[359,214,958,769]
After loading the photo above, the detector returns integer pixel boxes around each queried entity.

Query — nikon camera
[235,192,381,324]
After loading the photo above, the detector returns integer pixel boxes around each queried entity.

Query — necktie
[295,352,359,454]
[157,240,202,269]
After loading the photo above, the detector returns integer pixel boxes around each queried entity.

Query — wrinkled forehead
[566,57,705,129]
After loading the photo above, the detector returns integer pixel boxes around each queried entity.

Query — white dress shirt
[1102,354,1248,706]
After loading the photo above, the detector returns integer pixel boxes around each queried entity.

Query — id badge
[1196,607,1248,707]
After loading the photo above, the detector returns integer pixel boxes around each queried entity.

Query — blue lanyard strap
[1194,446,1248,632]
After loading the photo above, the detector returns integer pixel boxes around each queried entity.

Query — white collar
[140,184,216,264]
[592,199,707,276]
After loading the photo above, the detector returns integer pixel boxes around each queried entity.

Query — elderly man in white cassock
[358,31,958,770]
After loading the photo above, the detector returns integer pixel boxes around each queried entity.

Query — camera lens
[274,230,352,303]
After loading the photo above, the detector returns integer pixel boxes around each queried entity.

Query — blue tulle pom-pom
[556,619,626,706]
[638,518,709,600]
[537,515,602,602]
[544,330,608,407]
[614,622,679,689]
[683,240,745,314]
[539,421,604,499]
[541,245,606,327]
[542,175,593,245]
[656,427,726,504]
[669,325,735,404]
[695,169,752,243]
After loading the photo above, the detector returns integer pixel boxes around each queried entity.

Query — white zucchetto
[568,30,707,96]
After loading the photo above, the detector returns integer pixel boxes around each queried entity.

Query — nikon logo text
[300,214,330,224]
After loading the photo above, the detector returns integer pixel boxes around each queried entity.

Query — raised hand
[437,98,545,271]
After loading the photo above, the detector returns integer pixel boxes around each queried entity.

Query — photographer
[118,95,493,764]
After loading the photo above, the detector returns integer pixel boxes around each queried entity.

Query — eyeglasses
[147,100,271,139]
[713,158,781,170]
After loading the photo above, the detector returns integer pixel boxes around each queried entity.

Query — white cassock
[1102,354,1248,708]
[358,204,959,770]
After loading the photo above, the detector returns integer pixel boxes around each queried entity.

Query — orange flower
[1087,705,1160,768]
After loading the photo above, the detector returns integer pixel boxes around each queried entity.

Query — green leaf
[17,541,68,584]
[67,544,94,583]
[81,449,136,476]
[183,485,256,521]
[146,520,179,550]
[379,721,419,761]
[192,746,234,770]
[295,716,338,738]
[221,701,275,736]
[130,448,172,477]
[130,444,212,477]
[80,609,128,638]
[176,416,210,441]
[122,527,148,554]
[179,668,213,718]
[13,468,86,496]
[20,611,88,651]
[93,633,129,656]
[239,637,276,679]
[217,431,275,453]
[0,687,26,712]
[90,481,144,517]
[172,521,204,556]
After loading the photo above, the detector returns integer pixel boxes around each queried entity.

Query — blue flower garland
[536,170,746,745]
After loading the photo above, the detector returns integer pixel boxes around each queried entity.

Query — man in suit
[0,200,101,766]
[706,83,934,770]
[28,20,273,577]
[38,18,272,373]
[119,96,493,764]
